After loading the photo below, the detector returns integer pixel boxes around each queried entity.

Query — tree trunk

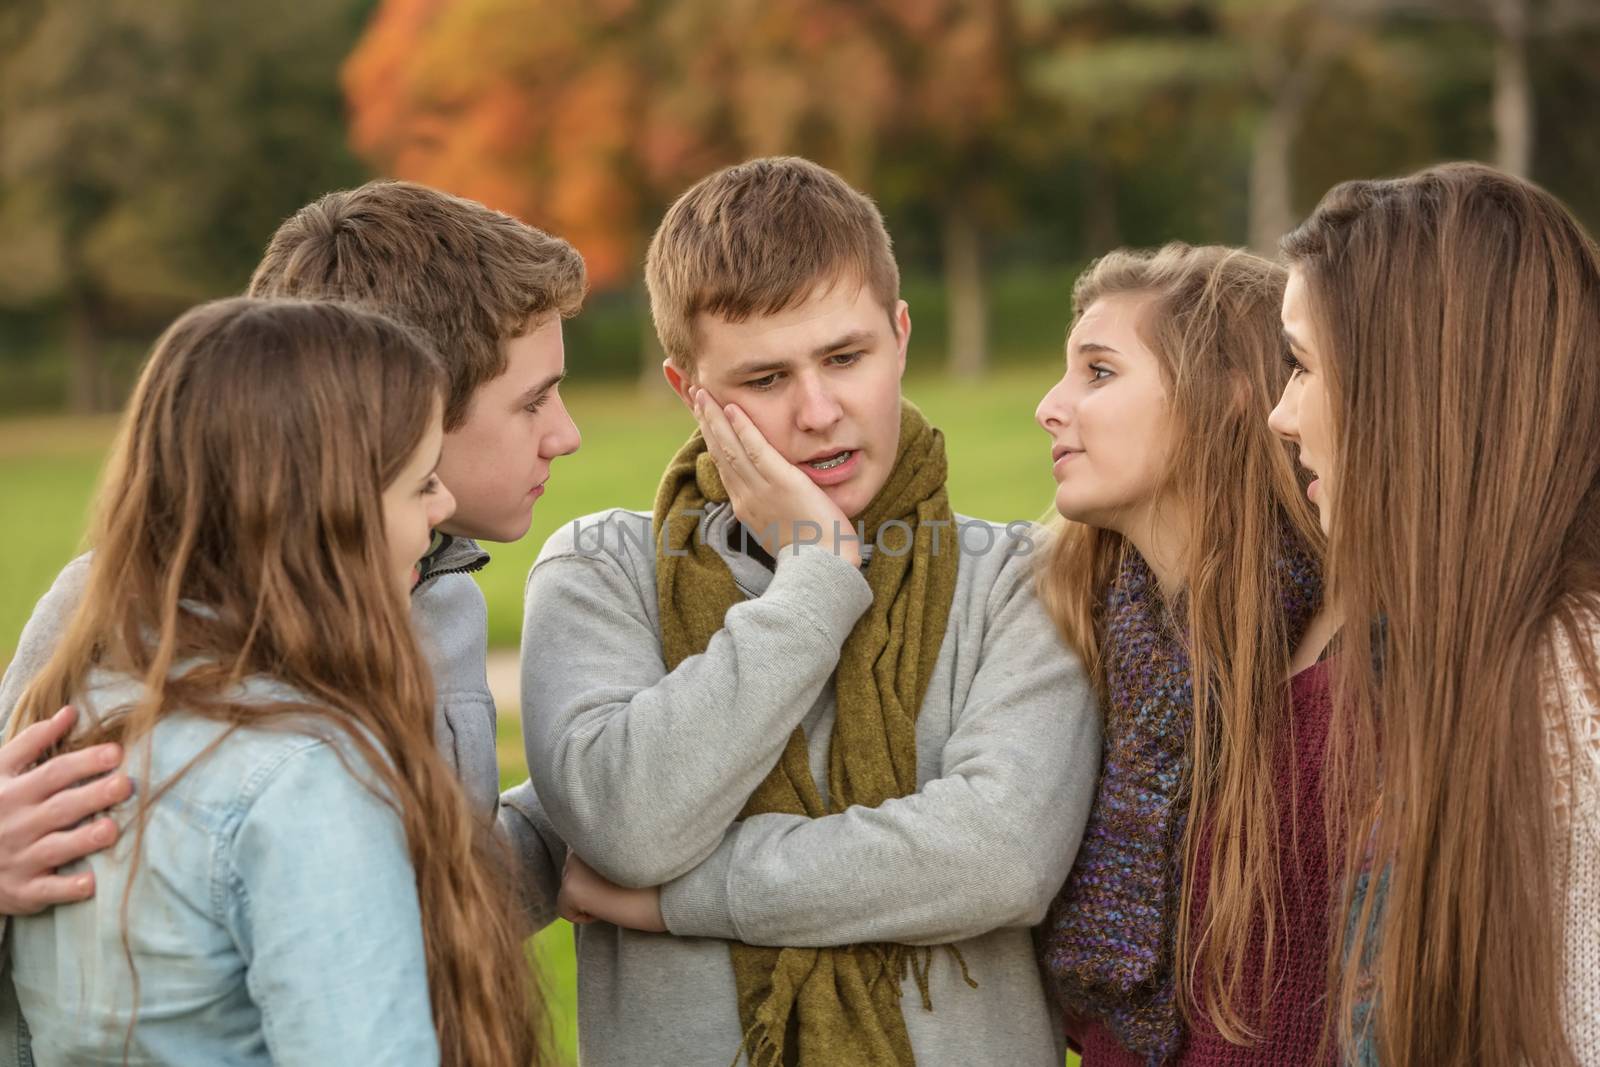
[637,284,667,394]
[1248,93,1300,256]
[943,203,988,380]
[1491,0,1533,177]
[1083,155,1120,255]
[1248,23,1345,255]
[65,291,103,414]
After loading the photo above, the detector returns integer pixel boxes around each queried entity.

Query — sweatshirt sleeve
[657,551,1101,947]
[520,530,872,889]
[0,557,92,951]
[0,556,91,735]
[496,780,564,936]
[1551,618,1600,1063]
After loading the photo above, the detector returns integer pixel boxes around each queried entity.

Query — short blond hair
[250,180,586,430]
[645,157,900,369]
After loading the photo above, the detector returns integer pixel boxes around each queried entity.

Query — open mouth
[807,450,854,471]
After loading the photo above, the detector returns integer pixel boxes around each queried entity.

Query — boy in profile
[0,181,581,1050]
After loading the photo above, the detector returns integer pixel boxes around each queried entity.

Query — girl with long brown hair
[4,297,540,1065]
[1271,161,1600,1066]
[1034,243,1340,1064]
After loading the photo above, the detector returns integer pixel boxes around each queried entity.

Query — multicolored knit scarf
[1037,534,1322,1065]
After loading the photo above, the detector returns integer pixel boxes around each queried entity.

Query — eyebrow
[727,329,878,379]
[422,446,444,481]
[811,328,876,359]
[1282,328,1306,353]
[513,372,566,408]
[728,357,791,378]
[1073,341,1120,356]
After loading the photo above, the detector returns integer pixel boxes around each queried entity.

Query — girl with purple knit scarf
[1032,243,1339,1067]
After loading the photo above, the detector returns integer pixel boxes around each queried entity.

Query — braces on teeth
[809,451,851,470]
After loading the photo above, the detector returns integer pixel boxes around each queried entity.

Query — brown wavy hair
[9,297,542,1066]
[1036,243,1324,1042]
[1284,162,1600,1066]
[249,179,587,430]
[645,156,901,370]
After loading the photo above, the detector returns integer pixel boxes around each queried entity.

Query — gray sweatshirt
[522,504,1101,1067]
[0,546,563,1066]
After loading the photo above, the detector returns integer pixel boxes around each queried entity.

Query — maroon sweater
[1068,661,1336,1067]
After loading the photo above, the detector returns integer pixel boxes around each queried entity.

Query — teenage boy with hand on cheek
[523,156,1101,1067]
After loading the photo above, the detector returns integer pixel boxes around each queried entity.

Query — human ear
[662,359,695,409]
[893,300,911,377]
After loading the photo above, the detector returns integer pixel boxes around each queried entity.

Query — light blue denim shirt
[7,671,440,1066]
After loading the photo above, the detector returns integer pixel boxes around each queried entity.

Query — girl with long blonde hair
[1272,161,1600,1066]
[1035,243,1338,1064]
[5,297,540,1065]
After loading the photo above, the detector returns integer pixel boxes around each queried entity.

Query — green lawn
[2,366,1078,1066]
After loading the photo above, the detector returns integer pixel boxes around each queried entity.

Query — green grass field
[1,366,1078,1065]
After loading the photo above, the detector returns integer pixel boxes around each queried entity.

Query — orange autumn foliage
[342,0,1027,291]
[344,0,669,288]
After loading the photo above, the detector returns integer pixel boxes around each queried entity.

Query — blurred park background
[3,0,1599,1062]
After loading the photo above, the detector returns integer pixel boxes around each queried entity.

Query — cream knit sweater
[1549,616,1600,1063]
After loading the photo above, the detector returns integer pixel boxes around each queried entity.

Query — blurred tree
[1489,0,1536,175]
[0,0,372,411]
[1380,0,1600,177]
[347,0,753,384]
[872,1,1040,380]
[1027,4,1246,250]
[708,0,1048,378]
[1030,0,1450,253]
[1228,0,1367,253]
[347,0,1068,379]
[342,0,1600,378]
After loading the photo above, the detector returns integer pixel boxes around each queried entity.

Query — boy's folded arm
[658,562,1103,948]
[496,781,566,937]
[521,541,872,889]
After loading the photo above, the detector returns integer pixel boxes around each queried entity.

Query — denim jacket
[8,669,439,1065]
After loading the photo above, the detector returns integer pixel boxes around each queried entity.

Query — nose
[1267,381,1298,443]
[794,372,844,435]
[431,480,458,528]
[543,394,582,458]
[1035,375,1070,434]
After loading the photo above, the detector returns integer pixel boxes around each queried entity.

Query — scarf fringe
[733,1016,785,1067]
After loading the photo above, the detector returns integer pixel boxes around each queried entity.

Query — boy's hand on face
[0,705,132,915]
[692,388,861,568]
[557,851,666,933]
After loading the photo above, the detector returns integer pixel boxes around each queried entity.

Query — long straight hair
[1284,162,1600,1067]
[10,297,542,1067]
[1037,243,1324,1042]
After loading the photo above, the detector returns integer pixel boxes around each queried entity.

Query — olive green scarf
[653,400,964,1067]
